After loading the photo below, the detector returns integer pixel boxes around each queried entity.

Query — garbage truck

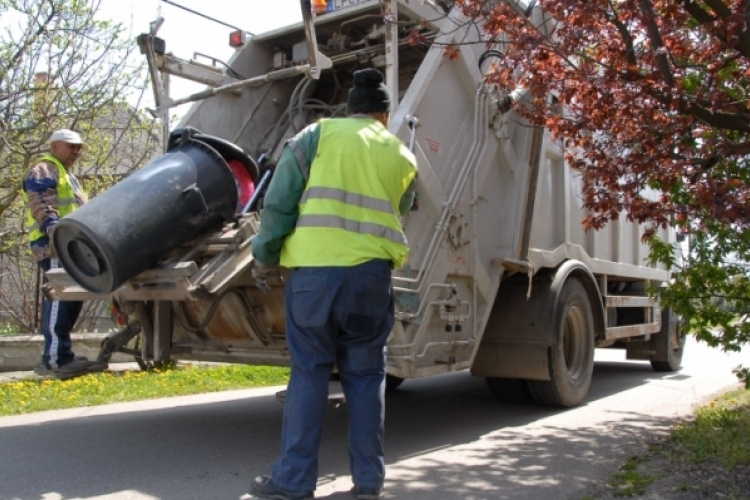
[45,0,686,408]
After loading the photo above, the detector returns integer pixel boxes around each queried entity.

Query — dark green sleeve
[251,124,320,264]
[398,178,417,216]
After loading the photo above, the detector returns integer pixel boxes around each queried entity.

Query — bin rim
[168,127,260,183]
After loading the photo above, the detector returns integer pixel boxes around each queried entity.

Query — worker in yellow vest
[249,69,417,500]
[22,129,107,379]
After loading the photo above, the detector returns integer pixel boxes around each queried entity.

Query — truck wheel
[650,308,686,372]
[486,377,533,404]
[386,375,404,391]
[527,279,595,407]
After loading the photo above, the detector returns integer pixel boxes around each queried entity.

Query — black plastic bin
[52,128,256,294]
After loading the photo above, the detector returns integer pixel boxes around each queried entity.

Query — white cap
[49,129,84,145]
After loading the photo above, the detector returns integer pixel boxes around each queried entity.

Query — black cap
[346,68,391,114]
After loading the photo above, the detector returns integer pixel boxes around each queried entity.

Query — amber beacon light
[311,0,328,14]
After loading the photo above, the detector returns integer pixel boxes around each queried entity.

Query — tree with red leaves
[451,0,750,383]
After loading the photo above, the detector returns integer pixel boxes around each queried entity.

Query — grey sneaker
[351,486,382,499]
[52,358,107,379]
[249,475,313,500]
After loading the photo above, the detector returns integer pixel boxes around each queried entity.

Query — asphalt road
[0,337,747,500]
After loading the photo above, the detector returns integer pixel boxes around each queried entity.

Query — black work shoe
[351,486,382,499]
[34,356,91,377]
[249,475,314,500]
[52,358,107,380]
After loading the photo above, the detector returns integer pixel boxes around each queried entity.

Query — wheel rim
[670,317,684,353]
[562,304,588,379]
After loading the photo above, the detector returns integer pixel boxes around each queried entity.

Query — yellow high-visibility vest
[280,117,417,268]
[21,154,82,242]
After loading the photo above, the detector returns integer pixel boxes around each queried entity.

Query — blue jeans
[271,259,394,493]
[39,258,83,368]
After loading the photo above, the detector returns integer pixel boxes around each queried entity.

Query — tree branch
[638,0,674,87]
[1,4,57,85]
[682,0,750,59]
[604,0,638,67]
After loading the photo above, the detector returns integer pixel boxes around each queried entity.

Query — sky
[95,0,304,118]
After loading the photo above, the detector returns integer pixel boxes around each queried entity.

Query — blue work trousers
[271,259,394,493]
[39,258,83,368]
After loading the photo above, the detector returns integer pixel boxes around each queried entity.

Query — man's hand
[251,260,282,293]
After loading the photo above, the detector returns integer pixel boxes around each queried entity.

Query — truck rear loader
[46,0,685,408]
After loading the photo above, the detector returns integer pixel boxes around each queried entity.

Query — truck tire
[486,377,533,404]
[527,279,595,407]
[650,308,686,372]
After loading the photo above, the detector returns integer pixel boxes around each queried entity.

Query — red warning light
[229,30,246,48]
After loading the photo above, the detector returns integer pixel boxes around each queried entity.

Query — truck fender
[471,259,604,381]
[548,259,606,342]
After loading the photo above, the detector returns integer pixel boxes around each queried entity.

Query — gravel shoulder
[581,441,750,499]
[574,386,750,500]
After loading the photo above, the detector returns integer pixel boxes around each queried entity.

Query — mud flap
[471,278,554,381]
[625,339,657,360]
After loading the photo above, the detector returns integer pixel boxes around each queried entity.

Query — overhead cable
[161,0,255,35]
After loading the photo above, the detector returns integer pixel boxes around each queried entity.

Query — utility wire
[160,0,255,35]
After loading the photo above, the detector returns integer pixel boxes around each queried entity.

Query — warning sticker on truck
[425,138,443,154]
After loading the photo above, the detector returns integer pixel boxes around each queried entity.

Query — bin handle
[182,184,209,215]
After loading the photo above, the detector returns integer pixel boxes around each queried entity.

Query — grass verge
[0,324,20,336]
[0,364,290,416]
[669,387,750,468]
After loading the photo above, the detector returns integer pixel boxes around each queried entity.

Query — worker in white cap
[21,129,107,379]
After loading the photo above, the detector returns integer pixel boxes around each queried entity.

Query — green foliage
[0,323,19,336]
[649,230,750,387]
[669,388,750,468]
[0,364,291,416]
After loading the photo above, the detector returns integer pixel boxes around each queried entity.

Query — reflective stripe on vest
[295,214,407,245]
[286,139,311,180]
[300,187,395,215]
[22,154,80,242]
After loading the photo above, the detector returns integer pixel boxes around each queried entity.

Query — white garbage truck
[46,0,685,407]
